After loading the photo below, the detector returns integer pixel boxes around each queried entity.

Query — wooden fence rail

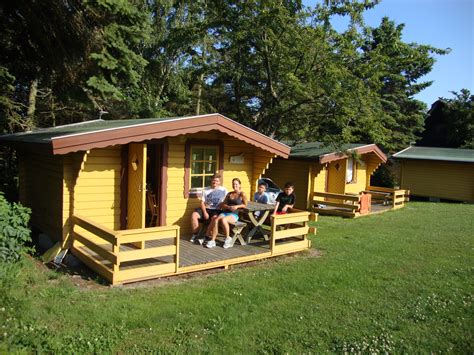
[310,186,410,218]
[71,215,180,285]
[311,191,361,217]
[366,186,410,209]
[270,209,314,256]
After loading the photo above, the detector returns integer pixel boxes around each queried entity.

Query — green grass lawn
[1,202,473,353]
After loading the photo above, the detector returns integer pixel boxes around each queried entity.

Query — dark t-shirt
[276,192,296,212]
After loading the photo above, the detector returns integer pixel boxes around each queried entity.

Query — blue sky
[304,0,473,107]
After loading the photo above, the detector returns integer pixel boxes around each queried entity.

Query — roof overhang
[47,114,290,157]
[392,146,474,163]
[319,144,387,164]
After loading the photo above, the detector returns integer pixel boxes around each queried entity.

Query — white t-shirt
[201,186,228,209]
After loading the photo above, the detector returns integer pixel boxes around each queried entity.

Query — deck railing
[310,187,410,217]
[270,209,315,255]
[312,191,361,217]
[366,186,410,209]
[71,215,180,285]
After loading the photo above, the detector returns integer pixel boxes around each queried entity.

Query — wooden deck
[311,188,410,218]
[75,236,294,271]
[315,201,394,218]
[70,211,315,285]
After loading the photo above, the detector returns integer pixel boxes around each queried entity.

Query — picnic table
[240,201,275,243]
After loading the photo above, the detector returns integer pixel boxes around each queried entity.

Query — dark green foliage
[356,17,449,152]
[370,163,396,188]
[84,0,150,102]
[0,0,447,153]
[0,192,32,263]
[0,0,152,130]
[0,147,18,201]
[0,66,21,133]
[419,89,473,148]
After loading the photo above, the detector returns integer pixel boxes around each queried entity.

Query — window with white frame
[190,146,218,190]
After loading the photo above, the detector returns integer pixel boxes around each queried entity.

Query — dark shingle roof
[393,146,474,163]
[289,142,368,159]
[0,114,291,157]
[0,117,176,144]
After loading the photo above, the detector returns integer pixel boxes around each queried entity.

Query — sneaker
[201,236,211,245]
[197,237,205,245]
[223,237,233,249]
[206,240,216,248]
[190,234,197,243]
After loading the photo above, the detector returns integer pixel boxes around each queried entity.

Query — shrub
[370,163,396,188]
[0,192,32,263]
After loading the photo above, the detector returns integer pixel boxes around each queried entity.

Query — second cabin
[264,142,409,218]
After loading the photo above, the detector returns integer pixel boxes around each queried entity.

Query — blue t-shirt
[254,192,269,204]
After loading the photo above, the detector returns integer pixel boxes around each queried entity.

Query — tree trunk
[154,64,172,108]
[50,94,56,127]
[195,72,204,115]
[26,79,38,129]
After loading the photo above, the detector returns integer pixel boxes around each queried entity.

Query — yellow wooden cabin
[393,146,474,202]
[0,114,315,285]
[263,142,409,218]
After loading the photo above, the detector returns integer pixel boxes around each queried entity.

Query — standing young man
[190,173,228,244]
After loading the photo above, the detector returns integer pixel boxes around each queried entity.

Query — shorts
[219,212,239,221]
[275,211,287,215]
[195,208,221,219]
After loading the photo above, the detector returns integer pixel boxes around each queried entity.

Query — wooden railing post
[309,212,317,235]
[113,239,120,274]
[270,215,276,255]
[132,241,145,249]
[175,227,180,273]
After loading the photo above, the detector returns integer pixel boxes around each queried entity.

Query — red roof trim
[319,144,387,164]
[51,114,290,158]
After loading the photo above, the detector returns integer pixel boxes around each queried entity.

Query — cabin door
[326,160,345,195]
[145,143,163,227]
[127,143,147,229]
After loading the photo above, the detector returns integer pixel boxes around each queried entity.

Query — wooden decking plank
[315,201,396,218]
[120,257,173,270]
[75,232,299,278]
[177,238,268,267]
[146,238,174,248]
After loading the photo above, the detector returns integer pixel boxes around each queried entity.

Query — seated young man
[273,182,295,215]
[190,173,227,244]
[254,181,269,204]
[253,181,269,218]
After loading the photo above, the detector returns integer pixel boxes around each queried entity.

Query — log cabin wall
[400,160,474,202]
[18,149,63,241]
